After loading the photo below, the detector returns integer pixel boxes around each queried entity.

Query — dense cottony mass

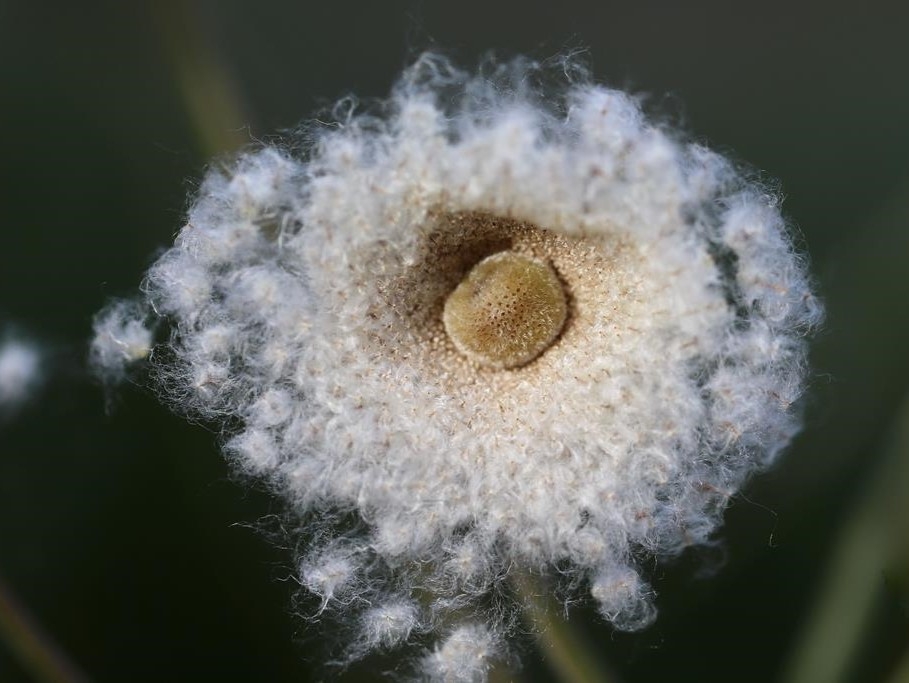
[92,55,822,681]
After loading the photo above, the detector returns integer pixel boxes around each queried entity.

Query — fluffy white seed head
[91,54,822,678]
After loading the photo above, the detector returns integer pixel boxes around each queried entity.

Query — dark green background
[2,0,908,681]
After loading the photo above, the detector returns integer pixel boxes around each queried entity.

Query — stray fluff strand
[92,54,822,680]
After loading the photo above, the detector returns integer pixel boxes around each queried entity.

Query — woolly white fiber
[423,624,499,683]
[92,54,822,679]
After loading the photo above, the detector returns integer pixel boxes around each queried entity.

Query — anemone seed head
[92,53,823,679]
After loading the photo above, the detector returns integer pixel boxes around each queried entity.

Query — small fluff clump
[0,333,42,415]
[90,300,154,382]
[91,54,822,679]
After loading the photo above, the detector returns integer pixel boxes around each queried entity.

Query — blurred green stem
[783,395,909,683]
[151,0,250,157]
[0,572,89,683]
[891,649,909,683]
[512,571,622,683]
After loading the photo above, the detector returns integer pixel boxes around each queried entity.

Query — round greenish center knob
[442,251,568,369]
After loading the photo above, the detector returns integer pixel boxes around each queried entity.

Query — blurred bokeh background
[1,0,908,681]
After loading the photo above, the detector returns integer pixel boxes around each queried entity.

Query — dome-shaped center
[442,251,568,369]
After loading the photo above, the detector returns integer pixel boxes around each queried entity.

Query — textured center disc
[442,251,568,369]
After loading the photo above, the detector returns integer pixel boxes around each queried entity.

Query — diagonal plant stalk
[150,0,250,157]
[511,570,623,683]
[0,572,90,683]
[891,650,909,683]
[783,395,909,683]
